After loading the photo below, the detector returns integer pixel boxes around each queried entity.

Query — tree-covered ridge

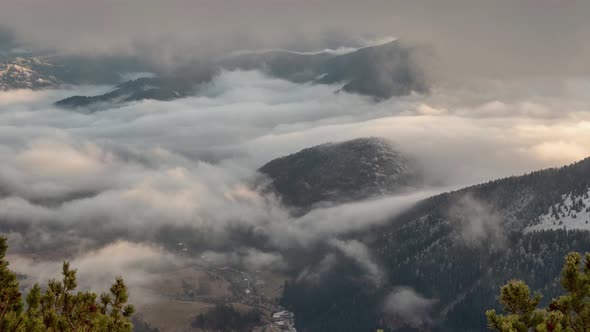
[487,252,590,332]
[281,157,590,331]
[0,236,135,332]
[259,137,419,210]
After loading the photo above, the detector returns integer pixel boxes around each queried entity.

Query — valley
[1,5,590,331]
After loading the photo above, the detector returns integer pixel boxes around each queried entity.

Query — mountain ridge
[281,156,590,332]
[258,137,422,211]
[52,40,430,109]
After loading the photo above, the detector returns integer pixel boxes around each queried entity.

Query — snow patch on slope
[229,36,398,57]
[525,189,590,232]
[0,57,59,90]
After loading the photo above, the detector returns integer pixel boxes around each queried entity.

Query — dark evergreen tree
[0,236,135,332]
[487,252,590,332]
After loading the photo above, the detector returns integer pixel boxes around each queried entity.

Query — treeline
[282,228,590,332]
[0,236,135,332]
[487,251,590,331]
[281,157,590,331]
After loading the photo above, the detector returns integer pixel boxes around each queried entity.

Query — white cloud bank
[0,69,590,294]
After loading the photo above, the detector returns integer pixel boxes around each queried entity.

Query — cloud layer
[0,69,589,303]
[383,287,437,328]
[2,1,590,77]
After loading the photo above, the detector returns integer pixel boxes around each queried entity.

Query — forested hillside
[282,158,590,331]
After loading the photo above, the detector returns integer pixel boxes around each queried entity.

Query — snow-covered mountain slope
[0,54,150,91]
[0,57,59,90]
[525,189,590,232]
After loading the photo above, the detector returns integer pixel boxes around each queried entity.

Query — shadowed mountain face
[281,157,590,332]
[224,40,430,100]
[52,40,430,109]
[0,27,16,54]
[317,40,429,99]
[258,137,421,210]
[219,50,333,84]
[55,77,200,111]
[54,64,218,111]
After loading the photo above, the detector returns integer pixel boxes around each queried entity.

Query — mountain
[318,39,429,99]
[223,39,430,100]
[219,50,332,84]
[524,190,590,232]
[0,56,60,90]
[281,157,590,332]
[258,137,421,210]
[0,27,17,54]
[54,66,217,110]
[1,39,428,107]
[55,77,190,111]
[54,40,429,109]
[0,54,150,91]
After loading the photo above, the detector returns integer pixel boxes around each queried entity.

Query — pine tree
[487,252,590,331]
[0,236,135,332]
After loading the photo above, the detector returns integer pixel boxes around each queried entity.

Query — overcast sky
[1,0,589,77]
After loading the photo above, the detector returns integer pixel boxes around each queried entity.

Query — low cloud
[0,69,589,299]
[8,241,184,305]
[295,254,338,284]
[330,239,384,285]
[383,287,437,328]
[447,194,506,247]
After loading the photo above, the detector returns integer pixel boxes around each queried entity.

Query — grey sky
[1,0,589,77]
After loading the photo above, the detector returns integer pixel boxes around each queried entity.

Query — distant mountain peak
[0,37,430,107]
[0,57,59,90]
[258,137,421,210]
